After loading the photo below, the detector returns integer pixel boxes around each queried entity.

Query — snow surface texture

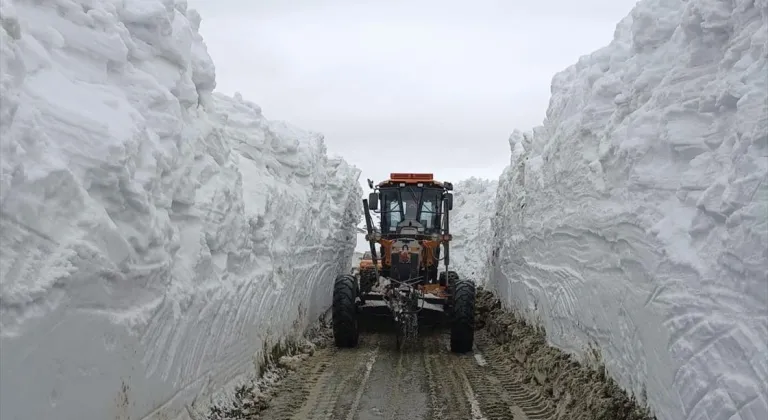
[0,1,361,420]
[483,1,767,419]
[447,177,497,284]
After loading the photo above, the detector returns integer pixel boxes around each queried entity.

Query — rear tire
[450,279,475,353]
[441,270,460,318]
[438,270,459,288]
[359,268,377,294]
[447,271,459,291]
[332,274,359,348]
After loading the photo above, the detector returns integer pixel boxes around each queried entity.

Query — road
[258,331,558,420]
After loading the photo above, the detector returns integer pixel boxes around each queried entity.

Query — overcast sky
[186,0,638,250]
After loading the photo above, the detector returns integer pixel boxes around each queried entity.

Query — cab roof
[376,173,445,187]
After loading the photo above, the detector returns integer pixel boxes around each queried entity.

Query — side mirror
[367,179,374,189]
[445,193,453,211]
[444,182,453,191]
[368,192,379,210]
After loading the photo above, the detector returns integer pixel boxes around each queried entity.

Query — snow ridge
[0,1,361,420]
[448,177,497,284]
[479,1,767,419]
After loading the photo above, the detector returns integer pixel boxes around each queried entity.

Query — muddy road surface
[208,289,652,420]
[257,330,555,420]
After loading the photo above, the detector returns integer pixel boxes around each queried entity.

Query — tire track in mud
[427,331,560,420]
[258,335,381,420]
[254,351,331,419]
[337,345,380,420]
[370,345,408,420]
[297,346,379,420]
[348,340,427,420]
[258,331,558,420]
[474,332,558,420]
[422,334,473,420]
[443,337,518,420]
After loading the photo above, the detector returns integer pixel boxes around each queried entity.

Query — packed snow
[448,177,497,284]
[0,1,361,420]
[469,0,768,419]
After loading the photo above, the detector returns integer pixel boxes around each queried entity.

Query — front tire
[450,279,476,353]
[332,274,359,348]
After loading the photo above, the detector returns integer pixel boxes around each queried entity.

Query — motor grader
[332,173,476,352]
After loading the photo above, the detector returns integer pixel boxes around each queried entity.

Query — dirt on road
[247,331,558,420]
[474,288,655,420]
[205,287,654,420]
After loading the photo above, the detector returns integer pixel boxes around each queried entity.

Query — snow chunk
[0,1,361,420]
[461,1,767,420]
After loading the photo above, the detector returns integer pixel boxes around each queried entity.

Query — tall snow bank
[486,1,767,419]
[0,1,361,420]
[448,177,497,283]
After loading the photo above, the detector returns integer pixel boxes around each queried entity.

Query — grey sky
[188,0,637,181]
[186,0,638,249]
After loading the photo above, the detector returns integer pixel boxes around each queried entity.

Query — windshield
[379,186,442,234]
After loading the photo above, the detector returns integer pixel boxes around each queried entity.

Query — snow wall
[458,1,768,419]
[0,1,361,420]
[448,177,497,284]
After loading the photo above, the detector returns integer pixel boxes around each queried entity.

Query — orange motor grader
[332,173,476,352]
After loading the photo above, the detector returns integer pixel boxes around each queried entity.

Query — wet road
[259,331,558,420]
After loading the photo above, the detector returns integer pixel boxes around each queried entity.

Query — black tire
[359,268,377,294]
[440,271,460,319]
[450,279,476,353]
[332,274,359,348]
[447,271,459,291]
[438,270,459,288]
